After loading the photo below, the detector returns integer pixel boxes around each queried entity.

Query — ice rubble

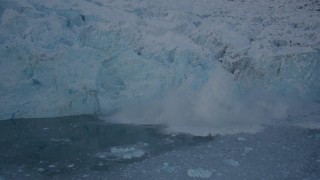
[96,143,147,161]
[0,0,320,134]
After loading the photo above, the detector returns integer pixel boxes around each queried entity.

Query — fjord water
[1,115,320,179]
[0,115,210,179]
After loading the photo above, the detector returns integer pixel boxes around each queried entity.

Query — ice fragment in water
[223,159,240,167]
[187,168,212,178]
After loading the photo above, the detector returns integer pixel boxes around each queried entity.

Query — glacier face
[0,0,319,134]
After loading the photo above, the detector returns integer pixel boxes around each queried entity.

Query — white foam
[111,66,291,136]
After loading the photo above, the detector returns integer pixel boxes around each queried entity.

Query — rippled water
[0,115,210,179]
[1,115,320,179]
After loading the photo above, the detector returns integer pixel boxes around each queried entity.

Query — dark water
[0,115,210,179]
[1,115,320,179]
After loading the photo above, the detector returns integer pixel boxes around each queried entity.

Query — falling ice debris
[1,0,320,139]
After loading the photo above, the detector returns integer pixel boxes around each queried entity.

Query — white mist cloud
[109,65,292,136]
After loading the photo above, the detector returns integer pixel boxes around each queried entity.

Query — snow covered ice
[0,0,320,135]
[0,0,320,179]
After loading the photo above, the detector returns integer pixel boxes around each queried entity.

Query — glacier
[0,0,320,135]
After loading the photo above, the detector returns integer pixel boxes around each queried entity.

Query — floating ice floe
[187,168,212,178]
[96,143,147,161]
[48,164,56,168]
[237,137,247,141]
[50,138,71,143]
[67,164,75,168]
[223,159,240,167]
[161,162,177,173]
[37,168,45,172]
[112,147,145,160]
[244,147,254,153]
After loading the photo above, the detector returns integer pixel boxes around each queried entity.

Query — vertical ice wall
[0,0,319,134]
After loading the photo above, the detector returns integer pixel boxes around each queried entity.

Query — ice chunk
[161,162,176,173]
[244,147,254,153]
[67,164,75,168]
[223,159,240,167]
[187,168,212,178]
[121,149,145,160]
[237,137,247,141]
[48,164,56,168]
[96,143,147,161]
[37,168,45,172]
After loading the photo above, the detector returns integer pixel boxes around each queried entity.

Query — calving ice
[0,0,320,135]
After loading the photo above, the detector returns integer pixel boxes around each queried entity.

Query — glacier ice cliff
[0,0,319,134]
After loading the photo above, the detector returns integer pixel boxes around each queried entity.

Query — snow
[0,0,320,135]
